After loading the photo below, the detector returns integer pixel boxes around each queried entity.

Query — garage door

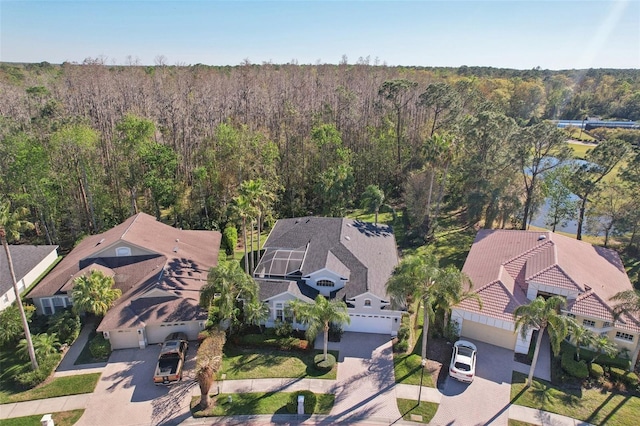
[146,322,200,344]
[460,320,516,350]
[344,313,393,334]
[109,329,140,350]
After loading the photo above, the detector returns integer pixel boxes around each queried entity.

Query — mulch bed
[425,337,453,386]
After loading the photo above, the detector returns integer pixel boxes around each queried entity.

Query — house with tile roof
[28,213,221,349]
[1,245,58,312]
[452,229,640,365]
[253,217,404,335]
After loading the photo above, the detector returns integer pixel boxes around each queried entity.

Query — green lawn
[508,420,538,426]
[396,398,438,424]
[191,392,334,417]
[0,410,84,426]
[220,346,338,380]
[74,331,110,365]
[510,372,640,426]
[394,330,436,388]
[0,373,101,404]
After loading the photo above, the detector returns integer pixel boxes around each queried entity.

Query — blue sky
[1,0,638,69]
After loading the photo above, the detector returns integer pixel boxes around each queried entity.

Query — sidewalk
[0,394,89,420]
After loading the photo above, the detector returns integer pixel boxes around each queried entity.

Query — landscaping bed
[393,332,451,387]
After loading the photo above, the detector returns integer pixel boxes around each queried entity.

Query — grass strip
[0,373,101,404]
[510,371,640,426]
[0,409,84,426]
[191,392,334,417]
[396,398,438,423]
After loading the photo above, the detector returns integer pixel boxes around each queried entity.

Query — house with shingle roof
[28,213,221,349]
[1,245,58,312]
[452,229,640,365]
[253,217,404,335]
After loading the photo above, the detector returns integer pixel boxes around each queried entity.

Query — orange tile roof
[460,229,637,327]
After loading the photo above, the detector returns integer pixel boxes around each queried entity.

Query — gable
[84,240,157,261]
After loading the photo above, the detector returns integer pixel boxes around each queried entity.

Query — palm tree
[232,194,257,275]
[0,200,38,370]
[71,269,121,317]
[289,295,350,362]
[19,333,60,363]
[195,330,226,409]
[513,296,572,387]
[200,260,258,332]
[240,179,276,268]
[568,323,595,362]
[610,289,640,319]
[361,184,385,225]
[386,250,440,361]
[244,300,270,333]
[590,335,618,365]
[433,265,482,331]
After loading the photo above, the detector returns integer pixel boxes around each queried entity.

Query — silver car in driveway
[449,340,477,383]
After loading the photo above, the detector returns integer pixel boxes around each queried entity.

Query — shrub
[48,310,81,345]
[589,363,604,379]
[314,353,336,372]
[222,225,238,256]
[394,340,409,353]
[14,352,61,389]
[610,368,639,388]
[89,333,111,359]
[561,350,589,379]
[286,390,317,414]
[328,323,344,342]
[397,326,410,342]
[274,321,293,337]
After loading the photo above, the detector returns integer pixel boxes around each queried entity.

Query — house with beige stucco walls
[452,229,640,367]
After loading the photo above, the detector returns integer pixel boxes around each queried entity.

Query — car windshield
[457,346,475,357]
[454,361,471,371]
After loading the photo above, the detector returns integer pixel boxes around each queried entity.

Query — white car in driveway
[449,340,477,383]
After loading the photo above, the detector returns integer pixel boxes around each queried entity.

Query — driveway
[320,332,401,424]
[76,344,198,426]
[430,339,513,426]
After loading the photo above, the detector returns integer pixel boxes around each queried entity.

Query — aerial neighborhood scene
[1,1,640,425]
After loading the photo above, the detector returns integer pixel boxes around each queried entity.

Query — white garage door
[109,329,140,350]
[146,322,201,344]
[344,313,393,334]
[460,320,516,350]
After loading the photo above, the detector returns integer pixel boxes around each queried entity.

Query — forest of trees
[1,61,639,253]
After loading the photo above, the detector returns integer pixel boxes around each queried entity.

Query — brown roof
[27,213,221,330]
[460,229,638,327]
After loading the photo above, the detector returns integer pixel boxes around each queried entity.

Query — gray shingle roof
[257,217,398,301]
[1,245,58,296]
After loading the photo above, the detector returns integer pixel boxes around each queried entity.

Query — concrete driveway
[320,332,401,424]
[430,339,513,426]
[76,344,198,426]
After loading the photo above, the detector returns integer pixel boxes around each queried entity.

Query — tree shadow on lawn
[223,346,336,379]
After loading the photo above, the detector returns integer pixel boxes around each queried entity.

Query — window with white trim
[364,299,372,307]
[274,302,293,322]
[317,279,335,287]
[583,319,596,327]
[116,246,131,257]
[41,296,71,315]
[566,313,576,318]
[41,298,53,315]
[603,321,611,328]
[615,332,634,342]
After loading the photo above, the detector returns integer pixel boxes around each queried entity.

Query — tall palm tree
[590,335,618,364]
[610,289,640,319]
[289,295,350,362]
[240,179,276,265]
[71,269,121,317]
[361,184,385,225]
[232,194,256,275]
[200,260,258,332]
[386,250,440,360]
[0,200,38,370]
[513,296,571,387]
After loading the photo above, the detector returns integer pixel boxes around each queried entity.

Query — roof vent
[537,235,546,241]
[96,238,105,245]
[173,246,179,253]
[175,238,179,242]
[344,236,351,241]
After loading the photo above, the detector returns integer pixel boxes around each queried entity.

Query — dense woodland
[1,61,640,254]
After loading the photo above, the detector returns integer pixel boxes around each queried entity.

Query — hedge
[589,363,604,379]
[561,350,589,379]
[610,367,639,388]
[314,353,336,372]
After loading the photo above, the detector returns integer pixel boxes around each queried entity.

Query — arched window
[116,246,131,257]
[317,279,335,287]
[364,299,372,307]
